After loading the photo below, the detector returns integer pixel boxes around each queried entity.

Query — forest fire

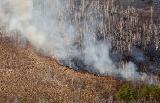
[0,0,160,83]
[1,0,160,102]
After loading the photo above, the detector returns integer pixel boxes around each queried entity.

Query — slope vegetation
[0,37,117,103]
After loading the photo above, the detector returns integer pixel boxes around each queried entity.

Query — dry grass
[0,37,117,103]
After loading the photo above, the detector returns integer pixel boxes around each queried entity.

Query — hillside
[0,0,160,102]
[67,0,160,75]
[0,37,117,103]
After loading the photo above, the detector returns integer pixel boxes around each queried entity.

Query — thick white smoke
[0,0,159,83]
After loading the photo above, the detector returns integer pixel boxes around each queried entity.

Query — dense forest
[65,0,160,75]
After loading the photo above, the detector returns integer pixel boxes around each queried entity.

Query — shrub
[139,85,150,99]
[150,85,160,100]
[116,84,136,101]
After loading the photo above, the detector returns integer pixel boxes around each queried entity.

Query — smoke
[0,0,159,83]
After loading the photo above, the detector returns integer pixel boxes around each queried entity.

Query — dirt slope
[0,37,117,103]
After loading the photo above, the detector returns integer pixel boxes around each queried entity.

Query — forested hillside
[0,0,160,102]
[67,0,160,75]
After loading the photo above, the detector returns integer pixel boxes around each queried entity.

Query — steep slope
[0,37,117,103]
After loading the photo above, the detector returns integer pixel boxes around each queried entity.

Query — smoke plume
[0,0,159,84]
